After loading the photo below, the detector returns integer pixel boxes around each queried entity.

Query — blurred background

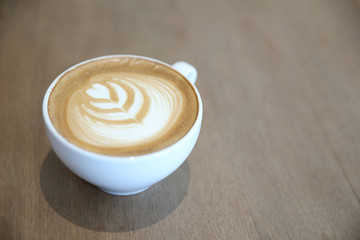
[1,0,360,239]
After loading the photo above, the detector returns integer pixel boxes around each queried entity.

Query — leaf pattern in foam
[81,79,146,123]
[66,73,183,147]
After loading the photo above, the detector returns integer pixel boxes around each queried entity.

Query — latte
[48,57,198,156]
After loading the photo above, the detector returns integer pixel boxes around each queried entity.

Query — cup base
[99,187,150,196]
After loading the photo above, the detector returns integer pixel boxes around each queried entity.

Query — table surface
[1,0,360,239]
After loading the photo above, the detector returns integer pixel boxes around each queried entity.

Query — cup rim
[42,54,203,161]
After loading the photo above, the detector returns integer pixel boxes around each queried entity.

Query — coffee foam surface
[48,57,198,156]
[68,72,183,147]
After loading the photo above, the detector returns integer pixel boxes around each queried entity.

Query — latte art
[67,73,183,147]
[48,57,198,156]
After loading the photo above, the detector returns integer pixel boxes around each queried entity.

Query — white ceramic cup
[42,55,203,195]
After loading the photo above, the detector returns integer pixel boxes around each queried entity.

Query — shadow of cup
[40,150,190,232]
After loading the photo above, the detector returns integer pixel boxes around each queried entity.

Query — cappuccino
[48,57,198,156]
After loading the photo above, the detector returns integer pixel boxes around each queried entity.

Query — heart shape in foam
[86,83,111,100]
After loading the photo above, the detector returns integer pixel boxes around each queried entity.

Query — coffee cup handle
[172,61,198,85]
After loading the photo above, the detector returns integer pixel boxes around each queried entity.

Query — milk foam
[66,73,183,147]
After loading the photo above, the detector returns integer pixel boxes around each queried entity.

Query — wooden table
[1,0,360,239]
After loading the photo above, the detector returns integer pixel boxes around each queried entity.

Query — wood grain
[1,0,360,239]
